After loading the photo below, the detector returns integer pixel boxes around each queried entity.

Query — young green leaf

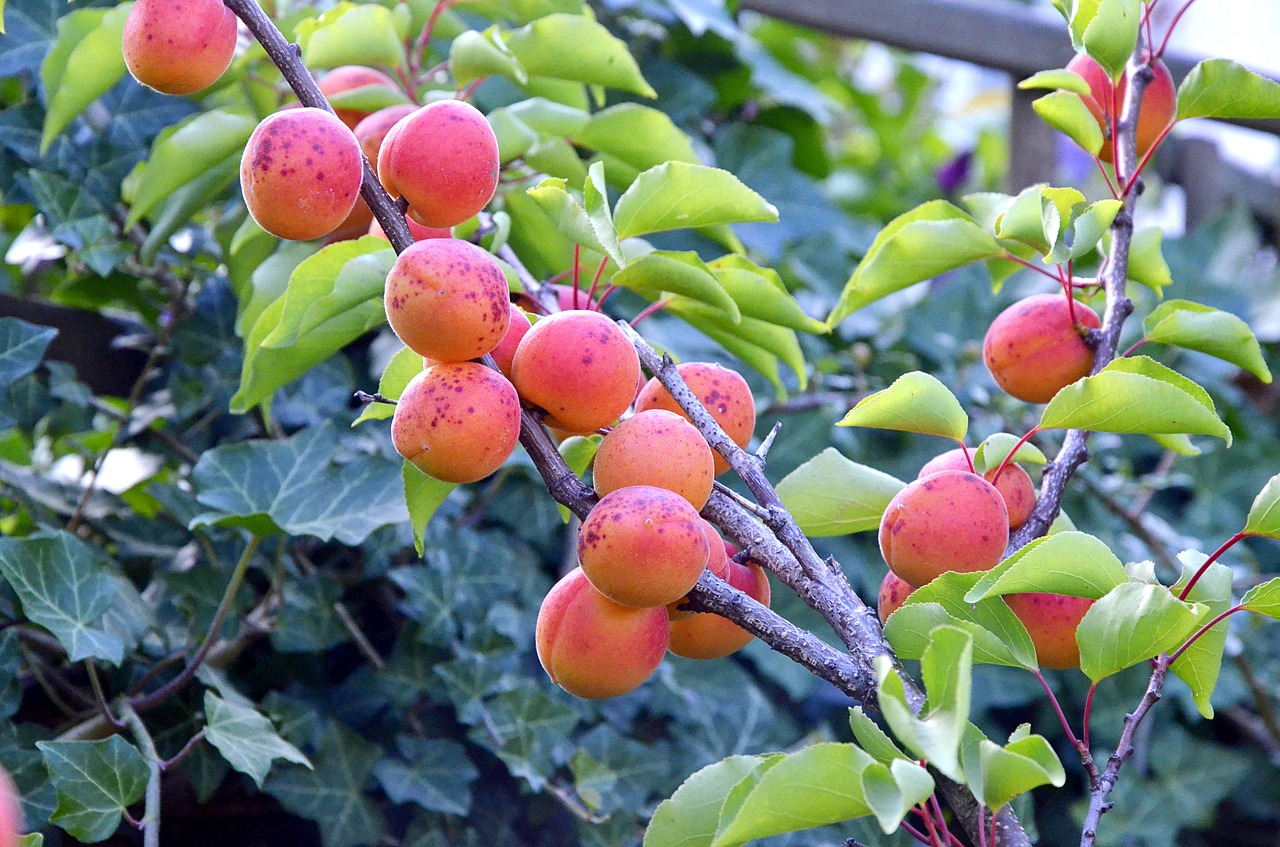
[963,531,1128,603]
[403,462,455,555]
[1241,577,1280,620]
[505,14,656,97]
[886,572,1038,669]
[644,756,768,847]
[582,162,622,265]
[205,692,312,788]
[1077,583,1208,682]
[1018,69,1092,95]
[708,255,829,334]
[612,251,739,321]
[1125,226,1173,293]
[353,346,423,425]
[451,29,527,87]
[40,6,128,153]
[1059,198,1122,262]
[848,707,909,764]
[1245,471,1280,539]
[996,184,1058,255]
[776,448,905,537]
[324,84,411,117]
[37,737,149,842]
[297,4,404,68]
[1178,59,1280,120]
[1077,0,1141,80]
[613,163,777,240]
[262,239,395,350]
[860,759,934,834]
[976,729,1066,812]
[837,371,968,442]
[574,103,699,176]
[1143,300,1272,383]
[1033,91,1105,156]
[664,297,806,390]
[875,627,972,780]
[972,433,1047,474]
[526,178,624,268]
[1169,552,1234,718]
[556,435,599,522]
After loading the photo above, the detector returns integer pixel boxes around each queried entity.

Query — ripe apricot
[378,100,499,229]
[0,764,20,847]
[635,362,755,476]
[240,108,364,241]
[354,104,417,163]
[391,362,521,483]
[123,0,237,95]
[489,304,532,379]
[593,409,715,509]
[368,215,452,242]
[384,239,511,363]
[318,66,400,130]
[578,485,709,608]
[536,568,669,699]
[668,560,771,660]
[879,470,1009,588]
[983,293,1101,404]
[668,520,730,621]
[1005,593,1094,670]
[324,197,374,243]
[510,310,641,434]
[919,448,1037,530]
[877,570,915,625]
[1067,53,1176,164]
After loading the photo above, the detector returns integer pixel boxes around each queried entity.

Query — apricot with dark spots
[123,0,237,95]
[240,108,363,241]
[635,362,756,476]
[1005,593,1094,670]
[668,560,770,660]
[577,485,709,608]
[317,66,400,130]
[668,520,730,621]
[593,409,714,509]
[983,293,1101,404]
[878,470,1009,588]
[510,310,640,434]
[391,362,520,483]
[919,448,1037,530]
[536,567,669,699]
[877,570,915,625]
[385,239,510,363]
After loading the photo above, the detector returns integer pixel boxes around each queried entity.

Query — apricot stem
[1000,251,1060,282]
[1168,605,1244,665]
[956,442,976,475]
[1154,0,1200,59]
[991,427,1038,487]
[1083,682,1097,755]
[354,390,397,405]
[1179,530,1247,599]
[571,243,582,309]
[586,256,609,308]
[1034,669,1098,782]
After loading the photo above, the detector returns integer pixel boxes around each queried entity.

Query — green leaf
[451,29,527,87]
[775,448,904,537]
[876,627,972,781]
[996,184,1062,255]
[1143,299,1272,383]
[0,532,123,664]
[661,308,785,395]
[191,422,408,544]
[663,298,806,389]
[266,723,385,847]
[1040,357,1232,445]
[963,531,1128,603]
[1078,0,1140,80]
[325,84,411,116]
[1241,577,1280,619]
[403,462,455,555]
[613,163,777,240]
[205,692,311,788]
[127,110,257,228]
[1019,69,1092,95]
[644,756,767,847]
[710,743,874,847]
[575,103,699,176]
[557,435,599,522]
[1245,472,1280,539]
[261,238,395,349]
[837,371,968,441]
[40,5,128,154]
[0,317,57,387]
[1178,58,1280,120]
[848,707,908,764]
[37,737,149,842]
[1077,583,1208,682]
[1170,551,1233,718]
[861,760,934,834]
[1061,199,1122,262]
[826,201,1001,325]
[707,255,829,334]
[297,3,404,68]
[526,178,624,267]
[972,433,1047,474]
[505,97,590,136]
[613,250,740,321]
[885,572,1038,670]
[1125,226,1173,293]
[372,737,476,816]
[139,156,241,263]
[976,729,1065,812]
[1033,91,1104,156]
[505,13,655,97]
[354,346,423,425]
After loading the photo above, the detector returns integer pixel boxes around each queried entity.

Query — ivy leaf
[1143,300,1272,383]
[1077,583,1207,682]
[353,346,423,425]
[505,14,655,98]
[837,371,968,442]
[1178,59,1280,120]
[372,737,477,816]
[885,572,1038,670]
[261,239,395,350]
[265,723,385,847]
[1033,91,1104,156]
[37,737,149,842]
[613,163,777,240]
[0,532,123,664]
[1170,552,1233,718]
[963,531,1128,603]
[1245,471,1280,539]
[205,692,311,788]
[775,448,905,537]
[468,685,577,791]
[40,6,129,153]
[0,317,57,387]
[296,4,404,68]
[644,756,767,847]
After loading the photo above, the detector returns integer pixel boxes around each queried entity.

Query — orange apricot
[668,560,771,660]
[877,570,915,625]
[318,66,400,130]
[578,485,709,608]
[391,362,520,483]
[240,108,363,241]
[919,448,1037,530]
[635,362,755,476]
[983,293,1101,404]
[1005,593,1094,670]
[592,409,714,509]
[668,520,730,621]
[536,568,669,699]
[384,239,511,363]
[354,104,417,163]
[489,304,532,379]
[1067,53,1176,165]
[879,470,1009,588]
[510,310,641,434]
[123,0,237,95]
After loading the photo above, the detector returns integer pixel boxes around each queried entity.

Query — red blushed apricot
[510,310,641,434]
[536,568,669,700]
[354,104,417,163]
[919,448,1037,530]
[983,293,1101,404]
[0,764,20,847]
[1067,53,1176,164]
[635,363,756,476]
[324,197,374,243]
[385,239,511,363]
[490,304,532,379]
[240,108,363,242]
[879,470,1009,588]
[318,66,400,130]
[668,520,730,621]
[877,570,915,625]
[1005,593,1094,670]
[123,0,237,95]
[593,409,715,509]
[368,215,452,242]
[378,100,499,229]
[668,561,770,660]
[578,485,709,608]
[391,362,520,483]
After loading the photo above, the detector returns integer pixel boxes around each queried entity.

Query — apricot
[593,410,714,509]
[318,66,400,130]
[378,100,500,229]
[489,304,532,379]
[354,104,417,163]
[240,108,363,241]
[919,448,1037,530]
[878,470,1009,588]
[536,568,669,699]
[877,570,915,625]
[578,485,709,608]
[668,560,771,660]
[0,764,20,847]
[1005,593,1094,670]
[983,293,1101,404]
[368,215,452,242]
[391,362,521,483]
[384,239,510,363]
[668,520,730,621]
[324,197,374,243]
[1067,53,1176,164]
[510,310,641,434]
[635,362,755,476]
[123,0,237,95]
[514,283,602,315]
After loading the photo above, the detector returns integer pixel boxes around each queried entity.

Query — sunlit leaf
[1144,299,1272,383]
[837,371,967,442]
[963,531,1128,602]
[1077,583,1207,682]
[1178,59,1280,120]
[776,448,904,537]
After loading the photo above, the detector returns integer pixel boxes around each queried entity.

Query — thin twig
[121,704,162,847]
[86,661,126,730]
[161,729,207,771]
